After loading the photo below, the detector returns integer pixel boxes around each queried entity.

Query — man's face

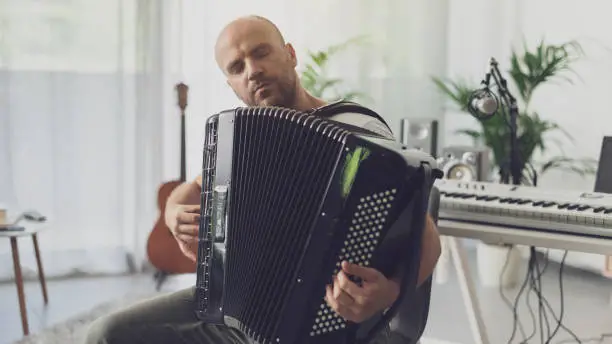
[215,21,298,108]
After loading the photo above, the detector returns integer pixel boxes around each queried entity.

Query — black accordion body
[194,102,441,344]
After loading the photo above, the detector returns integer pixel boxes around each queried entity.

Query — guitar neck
[176,82,189,183]
[180,112,186,182]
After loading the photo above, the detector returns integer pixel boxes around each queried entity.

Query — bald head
[214,15,285,69]
[213,15,300,108]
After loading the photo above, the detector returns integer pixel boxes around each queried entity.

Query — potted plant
[299,35,371,103]
[432,39,596,184]
[432,39,597,287]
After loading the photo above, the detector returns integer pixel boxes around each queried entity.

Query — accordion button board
[435,179,612,239]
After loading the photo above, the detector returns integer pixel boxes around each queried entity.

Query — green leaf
[508,38,584,107]
[299,35,370,102]
[537,156,597,176]
[316,78,343,94]
[431,77,475,111]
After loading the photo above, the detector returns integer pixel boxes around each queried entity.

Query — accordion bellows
[195,106,438,344]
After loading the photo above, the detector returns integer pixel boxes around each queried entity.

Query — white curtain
[0,0,172,281]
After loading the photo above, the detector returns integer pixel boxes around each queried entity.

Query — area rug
[13,291,462,344]
[14,292,162,344]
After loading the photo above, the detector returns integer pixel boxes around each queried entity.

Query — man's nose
[246,61,264,81]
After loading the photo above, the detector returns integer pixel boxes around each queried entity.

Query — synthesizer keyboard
[435,179,612,239]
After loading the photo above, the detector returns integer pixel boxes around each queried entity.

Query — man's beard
[252,76,296,108]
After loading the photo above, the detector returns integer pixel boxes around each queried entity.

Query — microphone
[467,58,499,120]
[467,88,498,119]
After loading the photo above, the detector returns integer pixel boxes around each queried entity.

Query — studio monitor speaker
[594,136,612,194]
[437,146,491,181]
[400,118,439,157]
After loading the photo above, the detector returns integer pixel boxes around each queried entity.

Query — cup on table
[0,208,6,225]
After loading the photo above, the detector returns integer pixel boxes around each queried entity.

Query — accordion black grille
[223,107,349,341]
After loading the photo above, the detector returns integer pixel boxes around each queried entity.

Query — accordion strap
[309,100,394,134]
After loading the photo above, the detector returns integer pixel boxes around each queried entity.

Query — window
[0,0,144,73]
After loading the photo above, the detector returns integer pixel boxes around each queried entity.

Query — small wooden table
[0,224,49,336]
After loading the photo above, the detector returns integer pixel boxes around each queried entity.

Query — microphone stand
[488,58,522,186]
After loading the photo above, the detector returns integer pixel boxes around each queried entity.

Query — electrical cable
[492,157,607,344]
[506,248,536,344]
[540,251,584,343]
[494,165,585,344]
[547,251,583,343]
[504,247,611,344]
[527,247,552,344]
[500,247,528,342]
[522,248,551,344]
[503,162,539,344]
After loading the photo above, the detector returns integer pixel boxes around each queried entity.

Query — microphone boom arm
[488,57,522,186]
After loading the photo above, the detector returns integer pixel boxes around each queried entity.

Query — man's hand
[325,261,399,323]
[167,204,200,262]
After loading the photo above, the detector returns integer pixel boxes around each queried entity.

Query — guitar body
[146,180,196,273]
[146,82,196,276]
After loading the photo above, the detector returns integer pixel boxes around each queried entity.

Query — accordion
[194,103,441,344]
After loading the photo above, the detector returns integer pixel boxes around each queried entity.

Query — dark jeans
[85,286,391,344]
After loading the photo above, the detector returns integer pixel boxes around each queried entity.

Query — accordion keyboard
[435,179,612,239]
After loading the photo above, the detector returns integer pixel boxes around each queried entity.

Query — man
[86,15,441,344]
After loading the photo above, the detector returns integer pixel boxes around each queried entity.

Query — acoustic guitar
[146,82,196,275]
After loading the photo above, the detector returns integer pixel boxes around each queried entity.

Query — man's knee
[85,313,129,344]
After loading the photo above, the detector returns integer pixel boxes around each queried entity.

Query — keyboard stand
[437,219,612,344]
[445,235,490,344]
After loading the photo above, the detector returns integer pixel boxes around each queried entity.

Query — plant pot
[476,242,522,288]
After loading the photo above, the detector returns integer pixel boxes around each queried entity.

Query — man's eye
[229,62,243,74]
[252,48,269,58]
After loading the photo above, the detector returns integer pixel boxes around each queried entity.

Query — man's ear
[285,43,298,67]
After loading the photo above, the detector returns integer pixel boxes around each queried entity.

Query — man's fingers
[175,233,198,244]
[341,261,381,282]
[183,205,201,213]
[332,276,355,306]
[177,241,197,262]
[176,224,199,236]
[177,211,200,225]
[325,285,358,322]
[336,271,366,304]
[325,284,338,308]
